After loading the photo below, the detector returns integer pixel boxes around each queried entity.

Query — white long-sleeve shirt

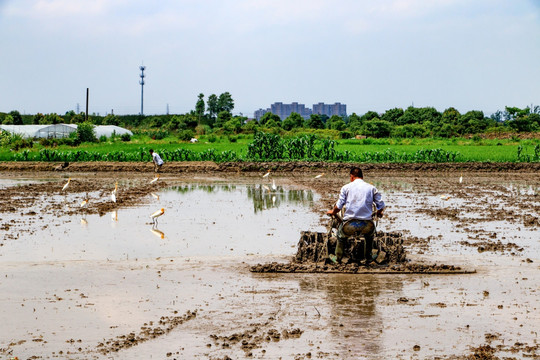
[152,152,164,166]
[336,179,385,221]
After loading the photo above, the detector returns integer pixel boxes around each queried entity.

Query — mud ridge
[1,161,540,174]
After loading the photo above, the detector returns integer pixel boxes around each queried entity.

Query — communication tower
[139,65,146,115]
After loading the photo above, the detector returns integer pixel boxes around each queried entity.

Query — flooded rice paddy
[0,170,538,359]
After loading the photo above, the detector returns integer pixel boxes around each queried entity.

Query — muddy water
[0,183,322,262]
[0,172,538,359]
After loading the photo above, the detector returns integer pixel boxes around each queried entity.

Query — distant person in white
[327,166,385,263]
[149,149,164,173]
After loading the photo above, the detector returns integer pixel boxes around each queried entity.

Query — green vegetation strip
[1,132,539,163]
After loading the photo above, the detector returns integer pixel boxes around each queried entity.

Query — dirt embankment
[1,161,540,174]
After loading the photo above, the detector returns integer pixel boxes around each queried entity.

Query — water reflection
[298,275,403,357]
[247,185,315,213]
[169,184,315,214]
[149,227,165,239]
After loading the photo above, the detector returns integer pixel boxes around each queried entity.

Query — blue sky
[1,0,539,117]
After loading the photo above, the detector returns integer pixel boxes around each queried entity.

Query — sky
[1,0,539,117]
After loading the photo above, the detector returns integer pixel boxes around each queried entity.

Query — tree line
[1,93,539,139]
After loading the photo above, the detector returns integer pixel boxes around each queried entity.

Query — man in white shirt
[149,149,164,173]
[326,167,385,263]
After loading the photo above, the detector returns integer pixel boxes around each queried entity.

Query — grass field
[0,134,539,163]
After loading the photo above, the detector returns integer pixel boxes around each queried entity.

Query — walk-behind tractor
[295,207,406,266]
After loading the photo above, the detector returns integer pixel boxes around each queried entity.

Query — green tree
[9,110,23,125]
[259,112,281,127]
[76,122,97,143]
[381,108,404,124]
[33,113,44,125]
[391,124,428,138]
[215,110,232,128]
[207,94,219,120]
[507,114,539,132]
[218,92,234,113]
[360,111,380,123]
[104,114,119,126]
[457,110,487,134]
[441,107,461,125]
[223,118,242,134]
[70,112,85,124]
[282,112,304,130]
[305,114,325,129]
[433,123,458,138]
[328,115,346,130]
[195,93,205,124]
[361,120,393,138]
[2,114,14,125]
[347,113,362,134]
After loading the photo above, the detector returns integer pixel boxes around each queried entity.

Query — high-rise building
[312,102,347,117]
[254,102,347,121]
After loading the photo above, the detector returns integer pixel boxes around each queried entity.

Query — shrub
[120,133,131,142]
[76,122,97,143]
[178,129,195,141]
[208,134,217,143]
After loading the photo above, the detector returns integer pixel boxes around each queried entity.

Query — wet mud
[0,163,539,359]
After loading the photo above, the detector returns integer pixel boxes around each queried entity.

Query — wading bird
[62,178,71,191]
[262,170,271,178]
[459,172,463,184]
[314,173,325,179]
[271,179,277,191]
[111,181,118,203]
[440,194,451,201]
[80,198,89,208]
[151,192,160,200]
[150,174,160,184]
[150,208,165,225]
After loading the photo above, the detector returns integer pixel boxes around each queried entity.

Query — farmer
[326,166,386,263]
[149,149,164,173]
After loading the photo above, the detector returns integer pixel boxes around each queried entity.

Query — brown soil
[1,160,540,174]
[0,163,538,360]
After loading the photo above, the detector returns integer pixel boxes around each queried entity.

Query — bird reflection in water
[150,227,165,239]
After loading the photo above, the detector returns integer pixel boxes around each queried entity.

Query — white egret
[151,192,160,200]
[62,178,71,191]
[271,179,277,191]
[150,174,160,184]
[262,170,271,178]
[111,182,118,202]
[150,208,165,225]
[272,195,276,206]
[80,198,89,208]
[314,173,325,179]
[459,172,463,184]
[440,194,451,201]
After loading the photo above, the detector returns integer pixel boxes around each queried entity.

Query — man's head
[149,149,154,154]
[350,167,363,181]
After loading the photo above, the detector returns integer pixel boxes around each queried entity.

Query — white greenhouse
[94,125,133,138]
[0,124,132,139]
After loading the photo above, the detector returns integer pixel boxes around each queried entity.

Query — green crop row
[3,133,540,163]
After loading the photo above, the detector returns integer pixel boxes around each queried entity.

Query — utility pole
[85,88,89,122]
[139,65,146,116]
